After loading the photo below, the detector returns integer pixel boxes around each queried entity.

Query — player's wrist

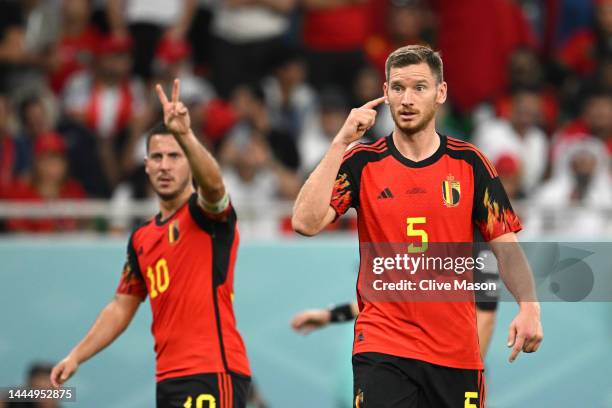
[172,128,194,140]
[329,303,354,323]
[518,301,540,315]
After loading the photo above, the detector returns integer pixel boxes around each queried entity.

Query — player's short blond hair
[385,45,443,84]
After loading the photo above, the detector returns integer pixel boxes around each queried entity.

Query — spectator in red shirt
[430,0,537,112]
[494,48,560,133]
[365,0,433,78]
[5,132,87,233]
[302,0,370,97]
[552,90,612,159]
[557,0,612,78]
[46,0,101,94]
[0,94,17,196]
[62,34,146,189]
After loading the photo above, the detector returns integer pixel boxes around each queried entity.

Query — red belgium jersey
[116,194,250,382]
[331,134,521,370]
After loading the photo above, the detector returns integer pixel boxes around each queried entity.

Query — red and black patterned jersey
[116,193,250,382]
[331,134,521,370]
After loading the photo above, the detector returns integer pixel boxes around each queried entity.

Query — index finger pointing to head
[172,78,180,103]
[361,96,386,109]
[155,84,169,106]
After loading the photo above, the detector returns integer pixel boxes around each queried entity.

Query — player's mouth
[158,176,174,187]
[399,111,418,120]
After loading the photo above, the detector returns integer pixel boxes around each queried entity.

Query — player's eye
[392,85,403,92]
[416,85,426,91]
[150,153,162,161]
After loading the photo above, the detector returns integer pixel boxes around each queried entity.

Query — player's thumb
[507,323,517,347]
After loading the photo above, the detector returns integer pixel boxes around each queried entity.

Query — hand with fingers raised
[155,79,191,138]
[334,96,386,146]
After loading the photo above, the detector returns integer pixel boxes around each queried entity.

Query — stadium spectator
[535,137,612,236]
[226,85,299,170]
[261,47,317,144]
[494,153,524,201]
[5,132,87,233]
[14,95,57,180]
[298,88,349,175]
[62,34,146,188]
[552,90,612,159]
[0,0,29,95]
[431,0,536,112]
[493,47,559,133]
[107,0,197,81]
[209,0,296,97]
[474,89,548,195]
[46,0,101,94]
[365,0,432,78]
[557,0,612,78]
[302,0,369,97]
[0,94,17,195]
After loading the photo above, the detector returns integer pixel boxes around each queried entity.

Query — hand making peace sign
[155,79,191,137]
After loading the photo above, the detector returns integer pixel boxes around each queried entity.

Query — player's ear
[383,82,390,104]
[436,81,448,105]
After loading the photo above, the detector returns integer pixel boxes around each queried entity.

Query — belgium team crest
[442,174,460,207]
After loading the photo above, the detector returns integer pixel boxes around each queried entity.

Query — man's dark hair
[385,45,443,83]
[145,121,172,154]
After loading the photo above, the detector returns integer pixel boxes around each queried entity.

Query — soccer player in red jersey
[50,79,251,407]
[292,45,543,407]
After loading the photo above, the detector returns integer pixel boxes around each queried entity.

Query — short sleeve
[116,234,147,300]
[330,161,357,218]
[472,153,522,241]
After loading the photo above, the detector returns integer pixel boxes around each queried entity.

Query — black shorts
[156,372,251,408]
[353,353,485,408]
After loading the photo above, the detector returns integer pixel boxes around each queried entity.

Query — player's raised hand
[50,356,79,388]
[334,96,386,146]
[507,303,543,363]
[155,78,191,137]
[290,308,332,335]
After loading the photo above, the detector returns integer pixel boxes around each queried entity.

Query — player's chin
[154,185,181,201]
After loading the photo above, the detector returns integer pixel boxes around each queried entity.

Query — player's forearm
[292,140,347,235]
[491,240,538,305]
[174,129,225,203]
[68,301,134,364]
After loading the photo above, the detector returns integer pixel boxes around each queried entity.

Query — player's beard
[391,99,437,136]
[154,176,192,202]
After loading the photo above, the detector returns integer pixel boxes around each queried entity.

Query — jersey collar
[387,132,446,168]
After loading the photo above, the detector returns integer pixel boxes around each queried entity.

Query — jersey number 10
[146,258,171,299]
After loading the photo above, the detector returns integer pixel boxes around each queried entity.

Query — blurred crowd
[0,0,611,236]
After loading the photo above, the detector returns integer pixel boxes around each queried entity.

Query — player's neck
[392,125,440,162]
[158,187,193,221]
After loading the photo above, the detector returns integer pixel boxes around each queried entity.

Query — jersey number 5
[146,258,170,299]
[407,217,428,253]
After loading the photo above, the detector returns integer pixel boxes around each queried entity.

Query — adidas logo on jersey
[377,188,394,199]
